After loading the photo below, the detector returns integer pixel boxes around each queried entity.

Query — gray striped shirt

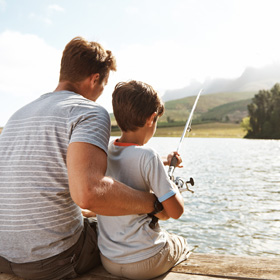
[0,91,110,263]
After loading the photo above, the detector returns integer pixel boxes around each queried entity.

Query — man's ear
[146,112,158,127]
[90,73,100,86]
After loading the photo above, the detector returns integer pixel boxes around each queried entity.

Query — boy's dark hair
[59,37,117,83]
[112,80,164,132]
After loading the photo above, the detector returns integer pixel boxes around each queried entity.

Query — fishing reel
[173,176,195,193]
[168,157,195,193]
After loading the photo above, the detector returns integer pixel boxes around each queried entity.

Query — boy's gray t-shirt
[0,91,110,263]
[97,140,177,264]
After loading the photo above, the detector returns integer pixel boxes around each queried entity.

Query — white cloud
[0,0,6,12]
[109,41,246,94]
[48,4,64,13]
[28,12,52,25]
[28,4,64,25]
[0,30,60,102]
[125,6,138,15]
[0,31,61,125]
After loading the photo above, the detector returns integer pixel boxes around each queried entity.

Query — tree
[241,117,252,133]
[245,83,280,139]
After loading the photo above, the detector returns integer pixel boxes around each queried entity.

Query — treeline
[244,83,280,139]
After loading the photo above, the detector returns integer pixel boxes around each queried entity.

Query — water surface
[146,137,280,257]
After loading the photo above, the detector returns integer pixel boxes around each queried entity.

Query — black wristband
[148,197,163,216]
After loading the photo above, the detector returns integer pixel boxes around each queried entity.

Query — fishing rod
[149,89,202,229]
[168,88,203,193]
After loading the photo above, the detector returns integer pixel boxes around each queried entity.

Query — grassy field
[0,123,246,138]
[111,122,247,138]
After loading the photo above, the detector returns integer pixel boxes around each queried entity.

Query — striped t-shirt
[0,90,111,263]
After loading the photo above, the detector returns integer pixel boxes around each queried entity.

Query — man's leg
[0,218,100,280]
[73,218,101,275]
[0,255,13,274]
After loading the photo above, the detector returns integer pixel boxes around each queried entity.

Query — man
[0,37,156,280]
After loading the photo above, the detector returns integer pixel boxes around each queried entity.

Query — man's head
[58,37,117,100]
[112,80,164,132]
[59,37,116,83]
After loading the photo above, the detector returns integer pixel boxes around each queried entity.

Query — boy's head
[112,80,164,132]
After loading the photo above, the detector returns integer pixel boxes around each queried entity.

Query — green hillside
[161,91,256,123]
[200,98,253,123]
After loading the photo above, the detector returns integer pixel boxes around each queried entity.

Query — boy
[97,81,189,279]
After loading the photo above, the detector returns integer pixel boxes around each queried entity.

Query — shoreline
[0,123,247,139]
[111,122,247,138]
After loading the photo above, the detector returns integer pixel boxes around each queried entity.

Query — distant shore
[111,122,246,138]
[0,123,246,138]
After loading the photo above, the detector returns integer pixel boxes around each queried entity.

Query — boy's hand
[81,208,96,217]
[163,151,183,168]
[155,209,169,220]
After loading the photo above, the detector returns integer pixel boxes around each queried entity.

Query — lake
[145,137,280,257]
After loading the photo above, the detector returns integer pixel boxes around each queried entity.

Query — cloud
[0,31,61,125]
[48,4,64,13]
[125,6,138,15]
[28,4,64,25]
[0,31,61,97]
[28,12,52,25]
[110,41,245,95]
[0,0,6,12]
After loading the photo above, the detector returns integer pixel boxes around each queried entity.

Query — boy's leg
[100,232,189,280]
[166,232,190,266]
[0,218,100,280]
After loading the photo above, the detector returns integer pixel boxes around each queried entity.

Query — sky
[1,0,280,126]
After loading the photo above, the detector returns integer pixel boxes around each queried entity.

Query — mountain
[162,63,280,101]
[200,98,253,123]
[161,91,256,124]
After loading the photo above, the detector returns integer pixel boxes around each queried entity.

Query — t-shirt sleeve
[144,152,177,203]
[68,102,111,154]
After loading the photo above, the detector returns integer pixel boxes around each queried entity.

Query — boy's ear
[146,112,158,127]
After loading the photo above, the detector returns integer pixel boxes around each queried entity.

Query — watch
[148,197,163,216]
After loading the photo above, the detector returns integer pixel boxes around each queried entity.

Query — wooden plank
[0,275,22,280]
[1,253,279,280]
[75,265,224,280]
[75,265,232,280]
[172,253,280,280]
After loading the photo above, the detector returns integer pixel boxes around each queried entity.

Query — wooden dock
[0,253,279,280]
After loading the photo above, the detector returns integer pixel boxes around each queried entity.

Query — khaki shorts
[0,218,100,280]
[101,232,189,280]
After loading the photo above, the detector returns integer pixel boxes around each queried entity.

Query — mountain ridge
[162,63,280,101]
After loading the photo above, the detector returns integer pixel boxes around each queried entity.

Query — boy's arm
[162,189,184,219]
[155,183,184,220]
[159,152,184,219]
[67,142,156,216]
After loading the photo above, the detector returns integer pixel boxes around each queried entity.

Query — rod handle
[170,154,178,167]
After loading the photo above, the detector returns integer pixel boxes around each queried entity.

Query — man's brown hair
[112,80,164,132]
[59,37,117,83]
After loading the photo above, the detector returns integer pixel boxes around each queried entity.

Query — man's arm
[67,142,155,216]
